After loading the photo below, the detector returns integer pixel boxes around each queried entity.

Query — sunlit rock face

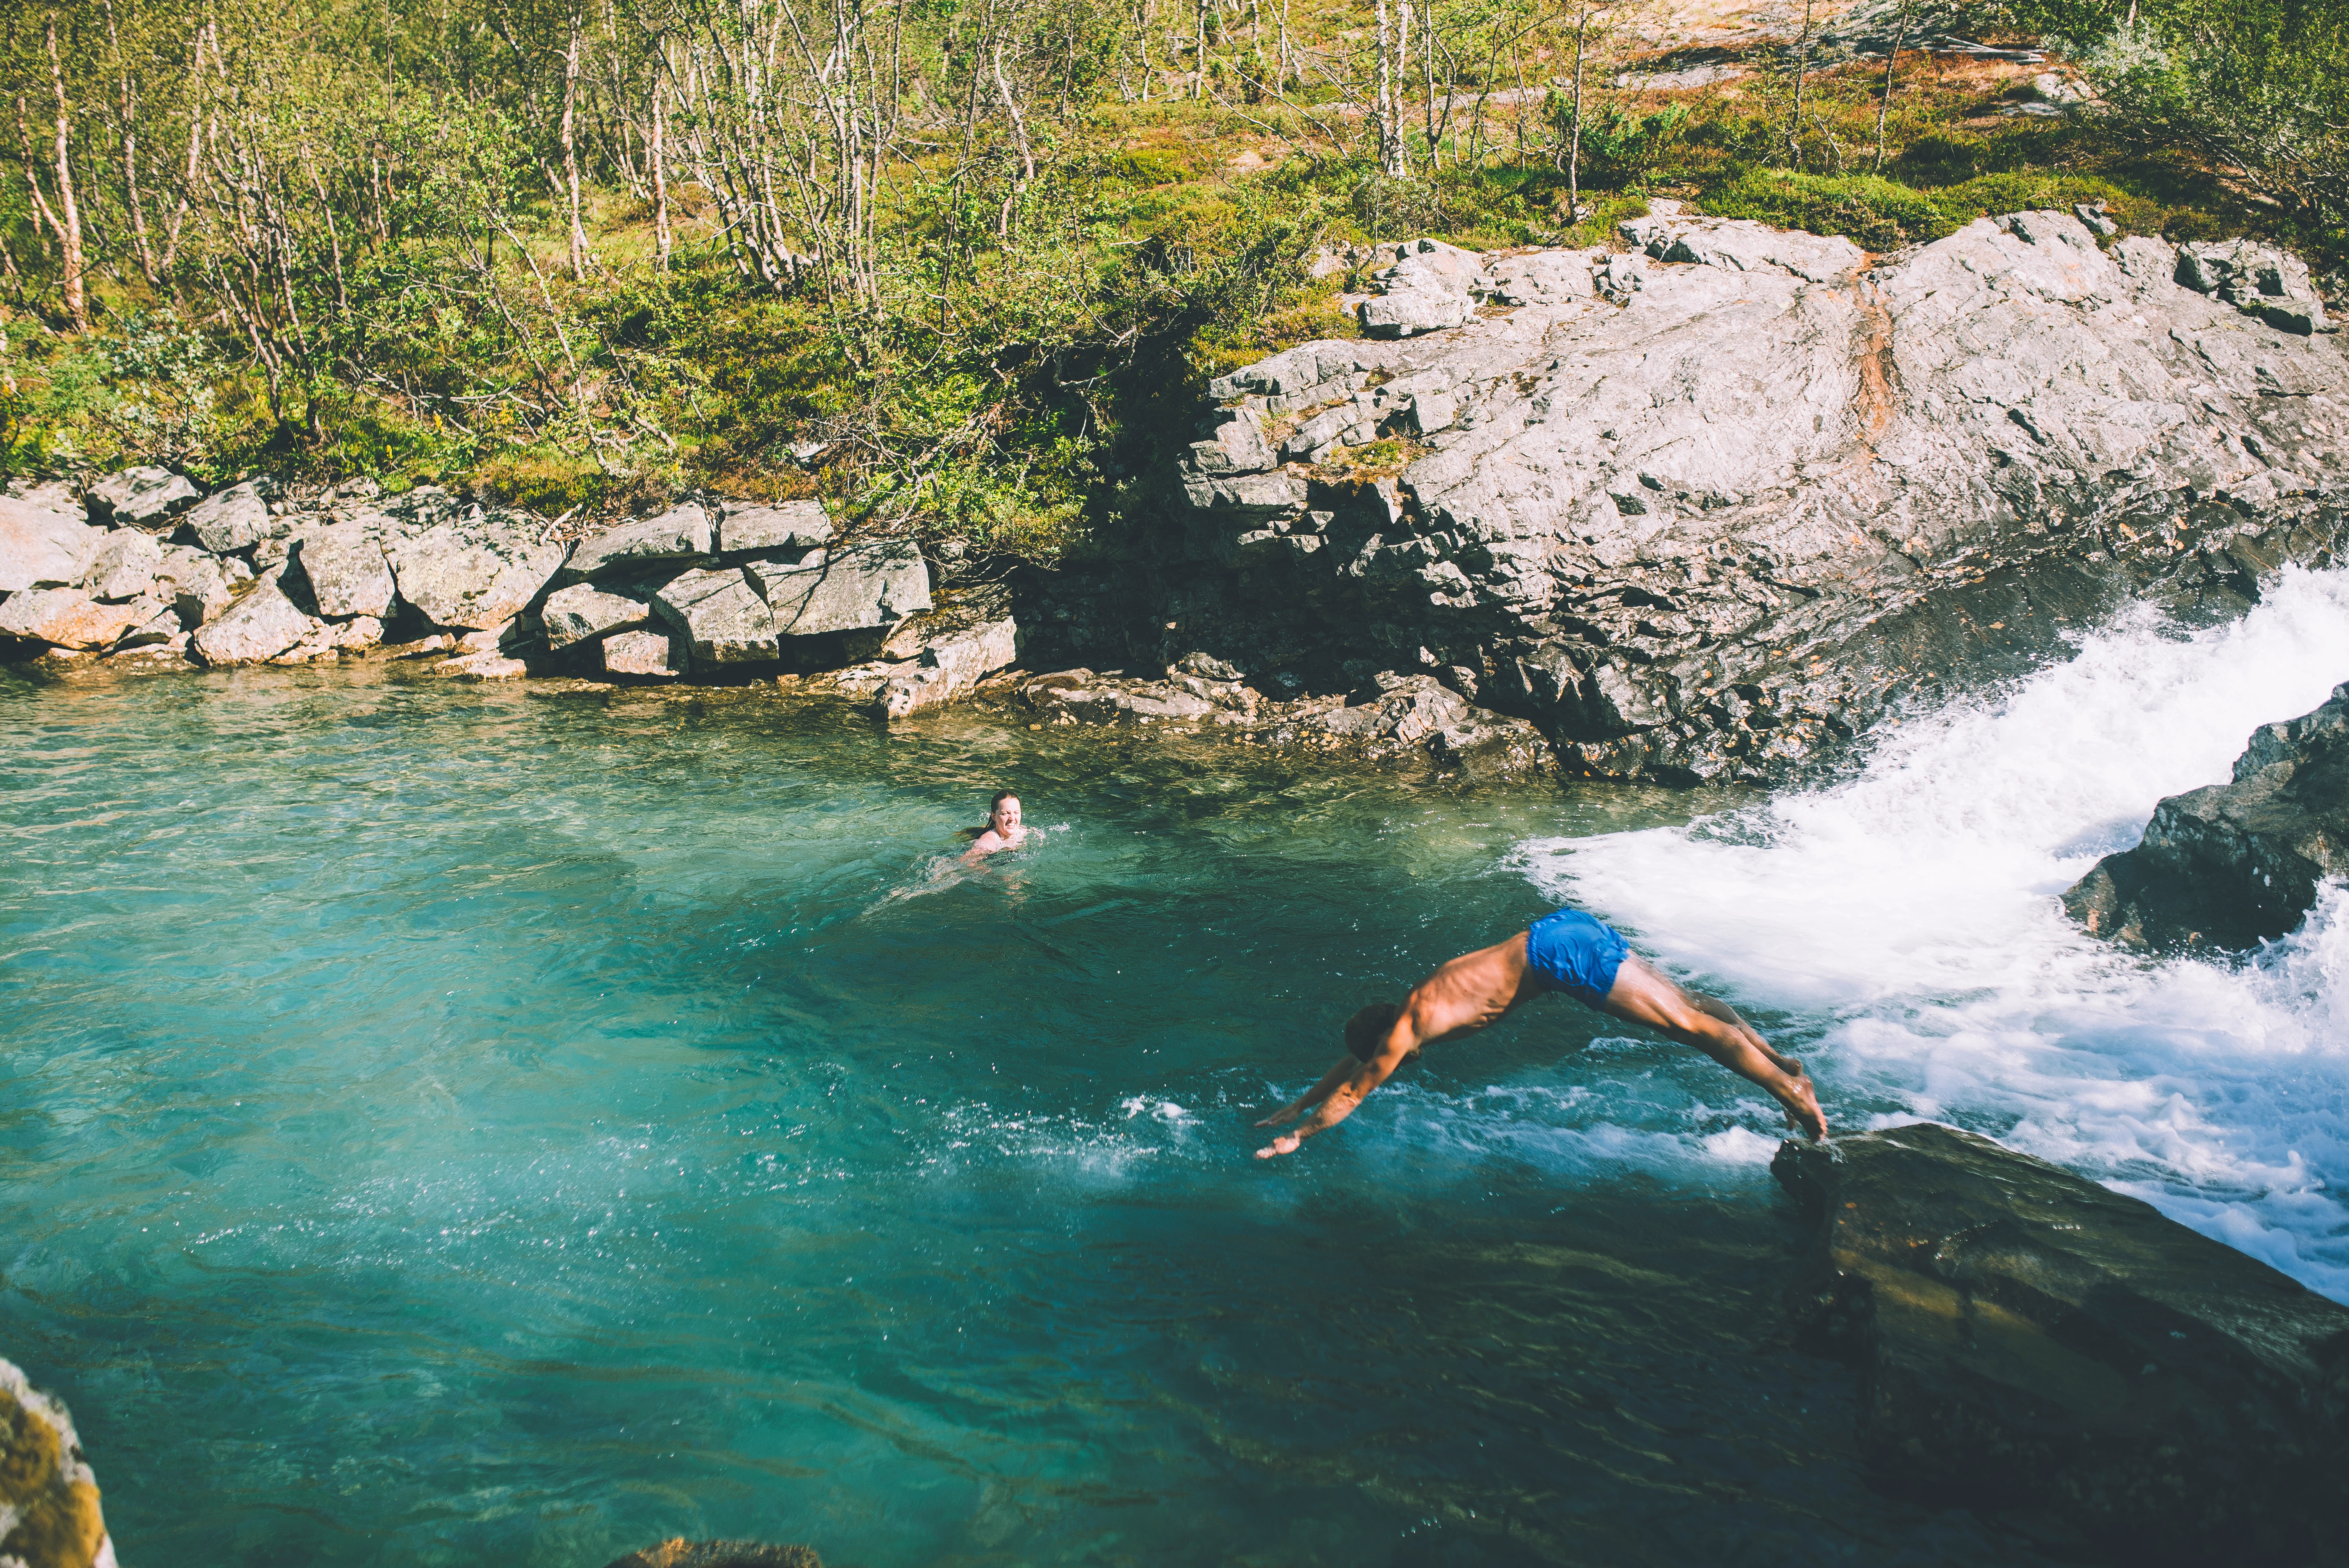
[0,1356,117,1568]
[1160,211,2349,782]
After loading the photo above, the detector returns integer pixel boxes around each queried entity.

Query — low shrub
[1700,169,1959,250]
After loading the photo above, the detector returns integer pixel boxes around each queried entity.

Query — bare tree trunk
[1375,0,1403,175]
[561,8,589,280]
[1788,0,1815,166]
[652,76,672,269]
[36,14,87,331]
[1564,5,1590,217]
[1193,0,1207,98]
[1873,0,1909,171]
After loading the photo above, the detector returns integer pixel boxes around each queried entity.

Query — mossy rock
[0,1358,114,1568]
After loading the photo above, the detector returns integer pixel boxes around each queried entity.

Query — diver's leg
[1598,956,1825,1140]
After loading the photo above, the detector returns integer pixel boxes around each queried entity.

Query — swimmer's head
[989,792,1022,835]
[1344,1002,1402,1061]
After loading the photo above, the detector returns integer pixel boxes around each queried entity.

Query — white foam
[1516,567,2349,1301]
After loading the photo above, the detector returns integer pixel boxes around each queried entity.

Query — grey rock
[716,499,831,555]
[1187,411,1277,475]
[601,627,686,678]
[191,572,326,666]
[877,617,1019,720]
[152,545,236,627]
[1147,211,2349,783]
[749,542,932,636]
[0,586,151,650]
[82,528,163,602]
[651,565,777,663]
[434,648,529,679]
[87,465,199,528]
[2064,681,2349,949]
[1360,289,1477,339]
[180,481,273,554]
[287,524,395,619]
[567,501,713,578]
[1022,670,1212,724]
[2176,237,2329,334]
[1775,1123,2349,1565]
[385,512,566,631]
[541,582,651,649]
[0,495,104,592]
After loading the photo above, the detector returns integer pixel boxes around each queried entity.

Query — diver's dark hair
[1345,1002,1402,1061]
[991,790,1017,809]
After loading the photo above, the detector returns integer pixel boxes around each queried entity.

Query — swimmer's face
[991,796,1022,835]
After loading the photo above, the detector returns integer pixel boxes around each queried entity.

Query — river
[5,569,2346,1566]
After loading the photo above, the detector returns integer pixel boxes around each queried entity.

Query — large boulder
[179,481,271,554]
[1158,213,2349,783]
[287,524,395,619]
[2174,237,2330,335]
[564,501,712,579]
[600,627,685,678]
[0,496,103,592]
[0,588,152,651]
[651,566,776,665]
[749,542,931,637]
[385,512,565,631]
[0,1356,117,1568]
[877,616,1019,719]
[2064,681,2349,950]
[191,572,325,666]
[150,545,237,627]
[1774,1123,2349,1565]
[80,529,162,602]
[85,465,198,529]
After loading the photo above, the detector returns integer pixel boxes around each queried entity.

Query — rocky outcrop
[0,588,154,651]
[191,571,325,666]
[2064,682,2349,950]
[385,513,567,631]
[1150,209,2349,782]
[180,481,271,554]
[1773,1123,2349,1565]
[0,1357,118,1568]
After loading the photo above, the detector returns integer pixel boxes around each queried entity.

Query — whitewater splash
[1521,566,2349,1303]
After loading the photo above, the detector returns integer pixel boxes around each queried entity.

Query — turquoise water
[4,664,2057,1566]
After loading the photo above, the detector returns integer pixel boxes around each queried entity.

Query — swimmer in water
[962,791,1029,861]
[1254,906,1825,1157]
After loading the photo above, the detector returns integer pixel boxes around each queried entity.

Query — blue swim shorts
[1524,907,1630,1009]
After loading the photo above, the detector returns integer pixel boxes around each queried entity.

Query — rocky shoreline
[8,207,2349,794]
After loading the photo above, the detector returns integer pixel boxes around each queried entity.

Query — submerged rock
[2064,681,2349,949]
[0,1356,118,1568]
[1774,1123,2349,1564]
[1153,212,2349,783]
[601,1541,819,1568]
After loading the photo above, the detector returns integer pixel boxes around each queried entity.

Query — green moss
[1700,169,1960,251]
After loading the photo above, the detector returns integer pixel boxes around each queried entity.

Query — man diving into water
[1255,906,1826,1157]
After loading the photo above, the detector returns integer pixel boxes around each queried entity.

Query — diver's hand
[1254,1133,1303,1159]
[1253,1099,1308,1130]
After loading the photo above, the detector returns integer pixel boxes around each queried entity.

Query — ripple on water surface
[0,655,2237,1566]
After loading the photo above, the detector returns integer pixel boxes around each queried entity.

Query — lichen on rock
[0,1357,116,1568]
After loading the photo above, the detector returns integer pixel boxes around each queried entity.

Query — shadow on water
[0,663,2066,1567]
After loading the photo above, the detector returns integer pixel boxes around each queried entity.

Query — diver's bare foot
[1777,1069,1827,1141]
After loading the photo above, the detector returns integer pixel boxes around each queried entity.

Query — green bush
[1700,169,1959,250]
[1933,172,2158,234]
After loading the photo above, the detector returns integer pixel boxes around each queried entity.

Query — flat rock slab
[181,482,271,554]
[386,514,566,631]
[288,524,396,619]
[1774,1123,2349,1564]
[0,497,103,592]
[749,543,930,636]
[2067,680,2349,950]
[716,500,831,555]
[542,583,651,649]
[0,587,151,650]
[878,616,1019,719]
[567,502,712,578]
[192,573,325,666]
